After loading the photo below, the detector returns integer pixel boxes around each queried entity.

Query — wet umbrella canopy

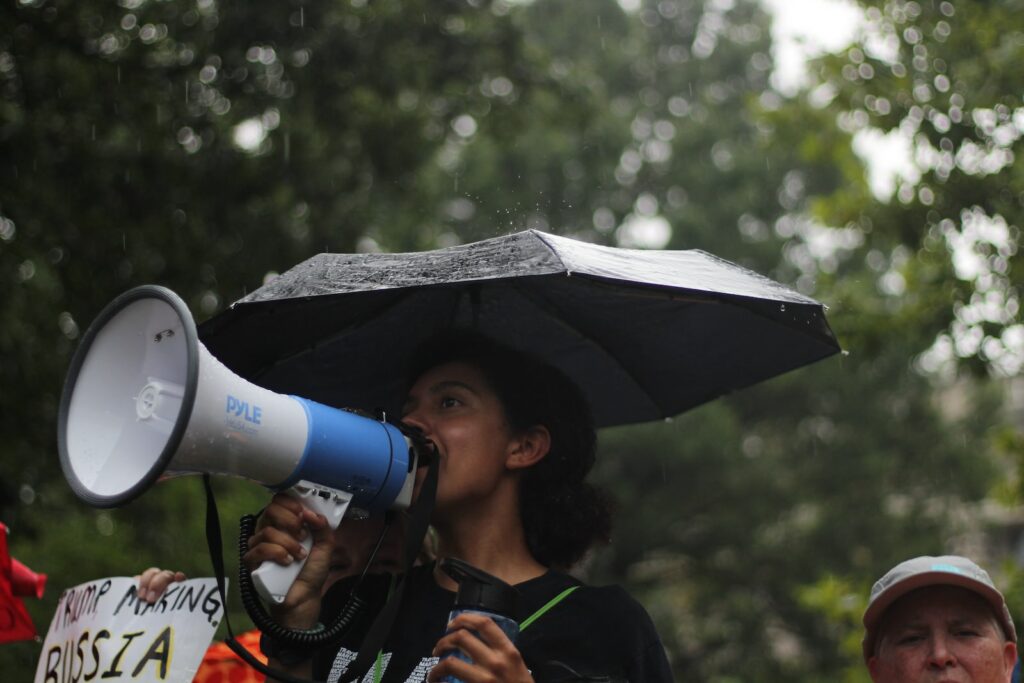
[200,230,840,428]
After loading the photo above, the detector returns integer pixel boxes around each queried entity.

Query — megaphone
[58,285,422,603]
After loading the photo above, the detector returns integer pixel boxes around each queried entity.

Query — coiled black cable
[237,512,366,645]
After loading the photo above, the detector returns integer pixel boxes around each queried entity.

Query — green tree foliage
[1,0,1018,680]
[792,0,1024,376]
[768,0,1024,676]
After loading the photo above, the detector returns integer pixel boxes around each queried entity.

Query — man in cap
[863,555,1018,683]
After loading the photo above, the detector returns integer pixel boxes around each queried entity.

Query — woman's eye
[440,396,460,409]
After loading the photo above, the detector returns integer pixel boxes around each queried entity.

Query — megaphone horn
[58,285,421,602]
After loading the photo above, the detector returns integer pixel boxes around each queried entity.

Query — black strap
[203,475,325,683]
[202,452,438,683]
[337,453,438,682]
[204,474,234,641]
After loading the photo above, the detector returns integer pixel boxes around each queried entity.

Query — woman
[246,333,672,682]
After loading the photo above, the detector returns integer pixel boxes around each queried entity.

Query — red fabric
[10,558,46,599]
[193,629,266,683]
[0,523,38,644]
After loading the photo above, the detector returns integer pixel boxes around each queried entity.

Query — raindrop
[91,124,96,141]
[96,512,115,536]
[451,114,477,138]
[779,304,786,311]
[17,260,36,281]
[300,7,304,26]
[0,217,16,241]
[58,311,79,339]
[20,484,36,505]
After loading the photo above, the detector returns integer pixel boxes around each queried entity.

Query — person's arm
[427,612,534,683]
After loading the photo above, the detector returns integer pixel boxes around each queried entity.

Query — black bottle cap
[440,557,519,620]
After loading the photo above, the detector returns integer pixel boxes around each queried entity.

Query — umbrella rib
[551,274,839,348]
[509,277,665,419]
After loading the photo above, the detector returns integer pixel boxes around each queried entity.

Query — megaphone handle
[251,482,353,605]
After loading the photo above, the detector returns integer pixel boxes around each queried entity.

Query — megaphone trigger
[250,482,354,605]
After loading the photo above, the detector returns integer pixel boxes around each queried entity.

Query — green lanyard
[520,585,579,631]
[371,584,580,682]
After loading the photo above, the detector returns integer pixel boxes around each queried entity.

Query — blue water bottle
[440,557,520,683]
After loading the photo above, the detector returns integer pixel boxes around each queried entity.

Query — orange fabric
[193,629,267,683]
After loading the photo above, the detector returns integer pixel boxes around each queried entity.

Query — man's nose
[926,634,956,669]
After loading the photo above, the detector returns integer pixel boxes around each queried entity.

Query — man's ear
[506,425,551,470]
[1002,641,1017,682]
[866,656,882,683]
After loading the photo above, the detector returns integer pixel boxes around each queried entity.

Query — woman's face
[401,360,517,514]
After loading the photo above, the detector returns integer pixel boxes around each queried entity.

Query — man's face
[868,585,1017,683]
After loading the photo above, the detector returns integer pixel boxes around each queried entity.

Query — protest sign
[34,577,225,683]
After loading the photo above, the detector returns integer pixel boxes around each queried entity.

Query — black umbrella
[199,230,840,428]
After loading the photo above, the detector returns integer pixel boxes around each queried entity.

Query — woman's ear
[506,425,551,470]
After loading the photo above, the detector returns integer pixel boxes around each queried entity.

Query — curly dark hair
[408,331,612,569]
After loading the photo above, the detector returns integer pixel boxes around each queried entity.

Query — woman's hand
[428,612,534,682]
[242,491,336,629]
[135,567,186,604]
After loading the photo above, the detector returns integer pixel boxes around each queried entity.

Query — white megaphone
[57,285,421,604]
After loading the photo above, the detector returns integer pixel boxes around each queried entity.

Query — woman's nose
[400,409,429,436]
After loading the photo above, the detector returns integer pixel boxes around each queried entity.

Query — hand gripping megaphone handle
[251,481,354,605]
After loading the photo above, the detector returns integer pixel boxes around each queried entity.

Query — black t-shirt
[313,564,672,683]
